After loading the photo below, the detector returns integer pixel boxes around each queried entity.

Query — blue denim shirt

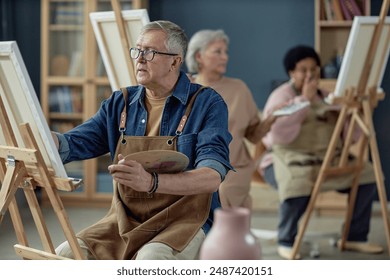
[57,71,233,233]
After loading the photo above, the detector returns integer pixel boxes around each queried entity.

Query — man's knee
[136,229,205,260]
[55,238,95,259]
[136,242,174,260]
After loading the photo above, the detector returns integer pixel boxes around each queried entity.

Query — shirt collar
[171,71,191,105]
[129,71,192,106]
[129,86,144,106]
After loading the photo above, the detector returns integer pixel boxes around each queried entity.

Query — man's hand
[108,154,152,192]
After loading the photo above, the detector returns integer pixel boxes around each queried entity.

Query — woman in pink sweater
[259,45,382,259]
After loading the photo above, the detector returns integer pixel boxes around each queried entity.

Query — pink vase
[199,207,262,260]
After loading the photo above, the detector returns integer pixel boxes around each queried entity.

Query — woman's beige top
[207,76,262,168]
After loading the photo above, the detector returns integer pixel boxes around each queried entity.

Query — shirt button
[141,119,145,123]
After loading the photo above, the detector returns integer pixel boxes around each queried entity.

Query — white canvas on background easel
[89,9,149,91]
[0,41,84,259]
[334,16,390,98]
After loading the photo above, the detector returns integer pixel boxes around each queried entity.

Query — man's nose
[136,54,146,63]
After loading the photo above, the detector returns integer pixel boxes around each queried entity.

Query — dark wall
[0,0,41,97]
[2,0,390,198]
[149,0,390,199]
[149,0,315,108]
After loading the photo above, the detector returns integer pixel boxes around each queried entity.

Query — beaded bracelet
[147,172,159,194]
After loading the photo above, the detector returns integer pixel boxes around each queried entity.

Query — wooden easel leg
[339,156,365,249]
[290,105,350,259]
[23,180,55,253]
[339,109,370,248]
[0,160,34,256]
[111,0,137,85]
[0,160,28,246]
[8,199,29,248]
[1,90,84,259]
[18,124,87,260]
[0,159,27,245]
[0,161,26,221]
[43,186,86,259]
[0,159,5,182]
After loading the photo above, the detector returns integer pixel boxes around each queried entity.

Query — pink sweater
[259,82,327,173]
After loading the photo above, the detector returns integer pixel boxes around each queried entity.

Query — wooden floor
[0,190,389,260]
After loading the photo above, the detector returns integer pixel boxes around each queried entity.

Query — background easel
[0,94,85,260]
[111,0,137,85]
[290,0,390,260]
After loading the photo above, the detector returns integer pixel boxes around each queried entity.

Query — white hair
[140,20,188,58]
[185,29,229,73]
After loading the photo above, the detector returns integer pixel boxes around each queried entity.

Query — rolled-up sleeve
[54,132,70,163]
[197,159,230,181]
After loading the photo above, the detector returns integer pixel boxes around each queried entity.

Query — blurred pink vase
[199,207,262,260]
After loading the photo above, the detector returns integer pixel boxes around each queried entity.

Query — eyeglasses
[129,47,178,61]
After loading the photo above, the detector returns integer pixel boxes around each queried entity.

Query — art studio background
[1,0,390,200]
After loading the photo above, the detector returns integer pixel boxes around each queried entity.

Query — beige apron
[77,87,212,259]
[272,102,375,201]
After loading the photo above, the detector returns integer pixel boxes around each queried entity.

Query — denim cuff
[197,159,229,181]
[54,132,70,163]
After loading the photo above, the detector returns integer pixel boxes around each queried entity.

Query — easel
[0,94,85,259]
[291,0,390,259]
[111,0,137,85]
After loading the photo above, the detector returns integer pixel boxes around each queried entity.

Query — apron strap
[175,86,206,135]
[119,86,207,135]
[119,87,128,132]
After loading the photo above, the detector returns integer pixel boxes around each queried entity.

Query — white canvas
[89,9,150,91]
[334,16,390,97]
[0,41,68,179]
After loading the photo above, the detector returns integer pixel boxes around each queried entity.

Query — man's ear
[171,56,183,71]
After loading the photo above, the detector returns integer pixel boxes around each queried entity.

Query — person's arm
[262,87,309,146]
[108,155,222,195]
[108,87,232,196]
[51,131,70,163]
[246,114,277,144]
[50,90,125,164]
[241,81,277,144]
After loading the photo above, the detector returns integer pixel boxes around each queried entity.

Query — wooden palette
[124,150,189,173]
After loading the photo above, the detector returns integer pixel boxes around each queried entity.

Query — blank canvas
[89,9,150,91]
[334,16,390,97]
[0,41,68,179]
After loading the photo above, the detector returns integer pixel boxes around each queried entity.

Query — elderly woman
[185,29,275,210]
[258,45,383,259]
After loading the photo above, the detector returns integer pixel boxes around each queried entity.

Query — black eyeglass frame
[129,47,178,61]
